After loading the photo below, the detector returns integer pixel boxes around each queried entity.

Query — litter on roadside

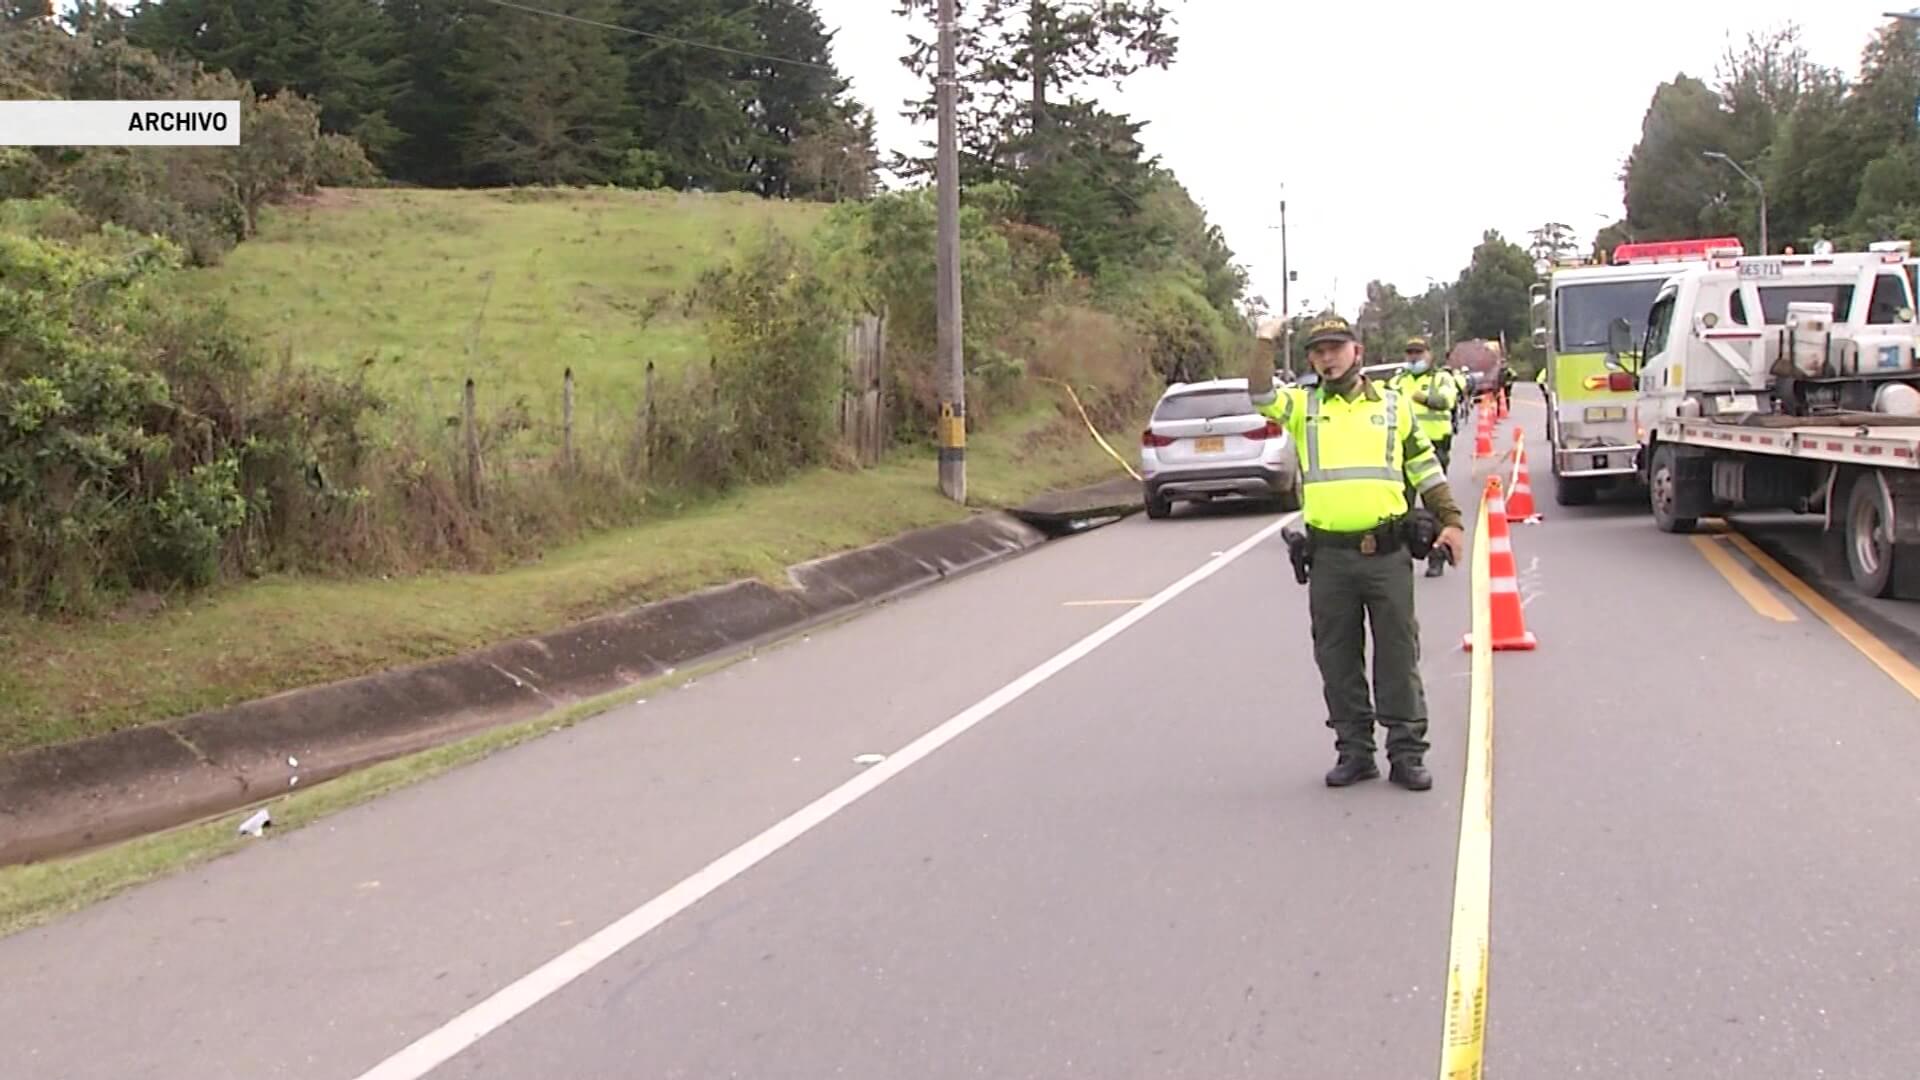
[237,809,272,837]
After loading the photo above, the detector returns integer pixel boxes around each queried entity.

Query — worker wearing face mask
[1252,317,1466,790]
[1389,339,1460,578]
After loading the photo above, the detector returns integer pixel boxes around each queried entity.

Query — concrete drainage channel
[0,480,1145,867]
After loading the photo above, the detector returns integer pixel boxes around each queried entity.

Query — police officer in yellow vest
[1256,316,1465,791]
[1390,337,1460,578]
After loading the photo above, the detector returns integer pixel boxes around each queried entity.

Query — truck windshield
[1755,285,1854,325]
[1557,279,1668,352]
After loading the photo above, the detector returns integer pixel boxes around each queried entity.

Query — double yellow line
[1699,525,1920,700]
[1438,495,1496,1079]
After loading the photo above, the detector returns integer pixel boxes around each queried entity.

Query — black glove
[1282,525,1312,585]
[1403,510,1442,560]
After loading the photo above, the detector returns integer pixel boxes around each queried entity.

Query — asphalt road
[4,398,1918,1079]
[1733,512,1920,658]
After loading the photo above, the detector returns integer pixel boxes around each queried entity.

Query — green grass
[187,187,828,443]
[0,408,1131,753]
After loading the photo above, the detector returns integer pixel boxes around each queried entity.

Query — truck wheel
[1145,487,1173,520]
[1649,444,1697,533]
[1844,476,1898,598]
[1553,472,1596,507]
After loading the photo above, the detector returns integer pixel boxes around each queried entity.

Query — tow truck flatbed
[1657,415,1920,470]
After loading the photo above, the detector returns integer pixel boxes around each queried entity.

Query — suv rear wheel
[1145,488,1173,520]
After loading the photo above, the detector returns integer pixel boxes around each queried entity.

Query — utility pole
[1703,150,1768,255]
[935,0,966,502]
[1279,194,1292,372]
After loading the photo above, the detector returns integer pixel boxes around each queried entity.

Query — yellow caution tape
[1439,493,1496,1080]
[1035,377,1142,482]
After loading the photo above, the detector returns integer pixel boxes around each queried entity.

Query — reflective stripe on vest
[1302,390,1401,485]
[1395,373,1453,438]
[1299,388,1414,532]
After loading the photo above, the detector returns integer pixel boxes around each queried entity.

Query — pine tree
[742,0,846,198]
[458,0,635,185]
[128,0,303,94]
[620,0,759,191]
[290,0,406,163]
[384,0,480,187]
[893,0,1181,177]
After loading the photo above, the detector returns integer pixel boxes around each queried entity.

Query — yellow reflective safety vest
[1258,380,1447,533]
[1390,368,1458,443]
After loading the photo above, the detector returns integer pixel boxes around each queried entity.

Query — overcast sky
[815,0,1905,318]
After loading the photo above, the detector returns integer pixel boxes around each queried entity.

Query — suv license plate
[1194,436,1225,453]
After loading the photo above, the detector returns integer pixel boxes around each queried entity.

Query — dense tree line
[1333,229,1537,374]
[20,0,883,198]
[1611,19,1920,254]
[1350,18,1920,377]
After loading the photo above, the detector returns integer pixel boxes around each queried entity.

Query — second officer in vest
[1257,316,1465,791]
[1390,337,1461,578]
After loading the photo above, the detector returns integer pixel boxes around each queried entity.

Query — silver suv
[1139,378,1301,520]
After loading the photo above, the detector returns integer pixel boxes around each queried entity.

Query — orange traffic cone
[1506,429,1541,523]
[1463,477,1538,652]
[1473,402,1494,458]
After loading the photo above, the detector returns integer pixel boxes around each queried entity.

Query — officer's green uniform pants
[1307,546,1430,762]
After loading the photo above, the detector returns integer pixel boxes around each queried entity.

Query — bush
[814,186,1055,434]
[141,456,248,588]
[694,229,849,485]
[1102,269,1243,385]
[615,148,672,191]
[0,206,388,612]
[1017,304,1156,430]
[5,32,381,264]
[316,134,382,188]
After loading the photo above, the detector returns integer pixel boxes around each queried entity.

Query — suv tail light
[1142,429,1176,448]
[1243,419,1284,441]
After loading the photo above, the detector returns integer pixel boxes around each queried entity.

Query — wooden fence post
[641,360,656,477]
[462,377,482,506]
[562,367,575,476]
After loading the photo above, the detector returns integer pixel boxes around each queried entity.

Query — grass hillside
[0,404,1128,754]
[0,187,1141,753]
[189,187,830,445]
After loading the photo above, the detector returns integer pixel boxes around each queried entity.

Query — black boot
[1390,758,1433,791]
[1325,755,1380,787]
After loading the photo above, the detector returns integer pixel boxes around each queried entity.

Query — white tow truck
[1630,241,1920,599]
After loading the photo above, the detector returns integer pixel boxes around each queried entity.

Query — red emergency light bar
[1611,237,1744,265]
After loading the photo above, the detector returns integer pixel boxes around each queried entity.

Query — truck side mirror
[1531,328,1548,349]
[1607,316,1634,357]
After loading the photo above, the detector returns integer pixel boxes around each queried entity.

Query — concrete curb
[0,511,1053,867]
[1006,476,1144,535]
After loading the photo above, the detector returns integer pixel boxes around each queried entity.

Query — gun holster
[1402,510,1444,561]
[1282,525,1312,585]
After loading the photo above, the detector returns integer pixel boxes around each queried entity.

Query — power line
[475,0,835,72]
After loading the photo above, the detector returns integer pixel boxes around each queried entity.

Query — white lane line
[351,512,1300,1080]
